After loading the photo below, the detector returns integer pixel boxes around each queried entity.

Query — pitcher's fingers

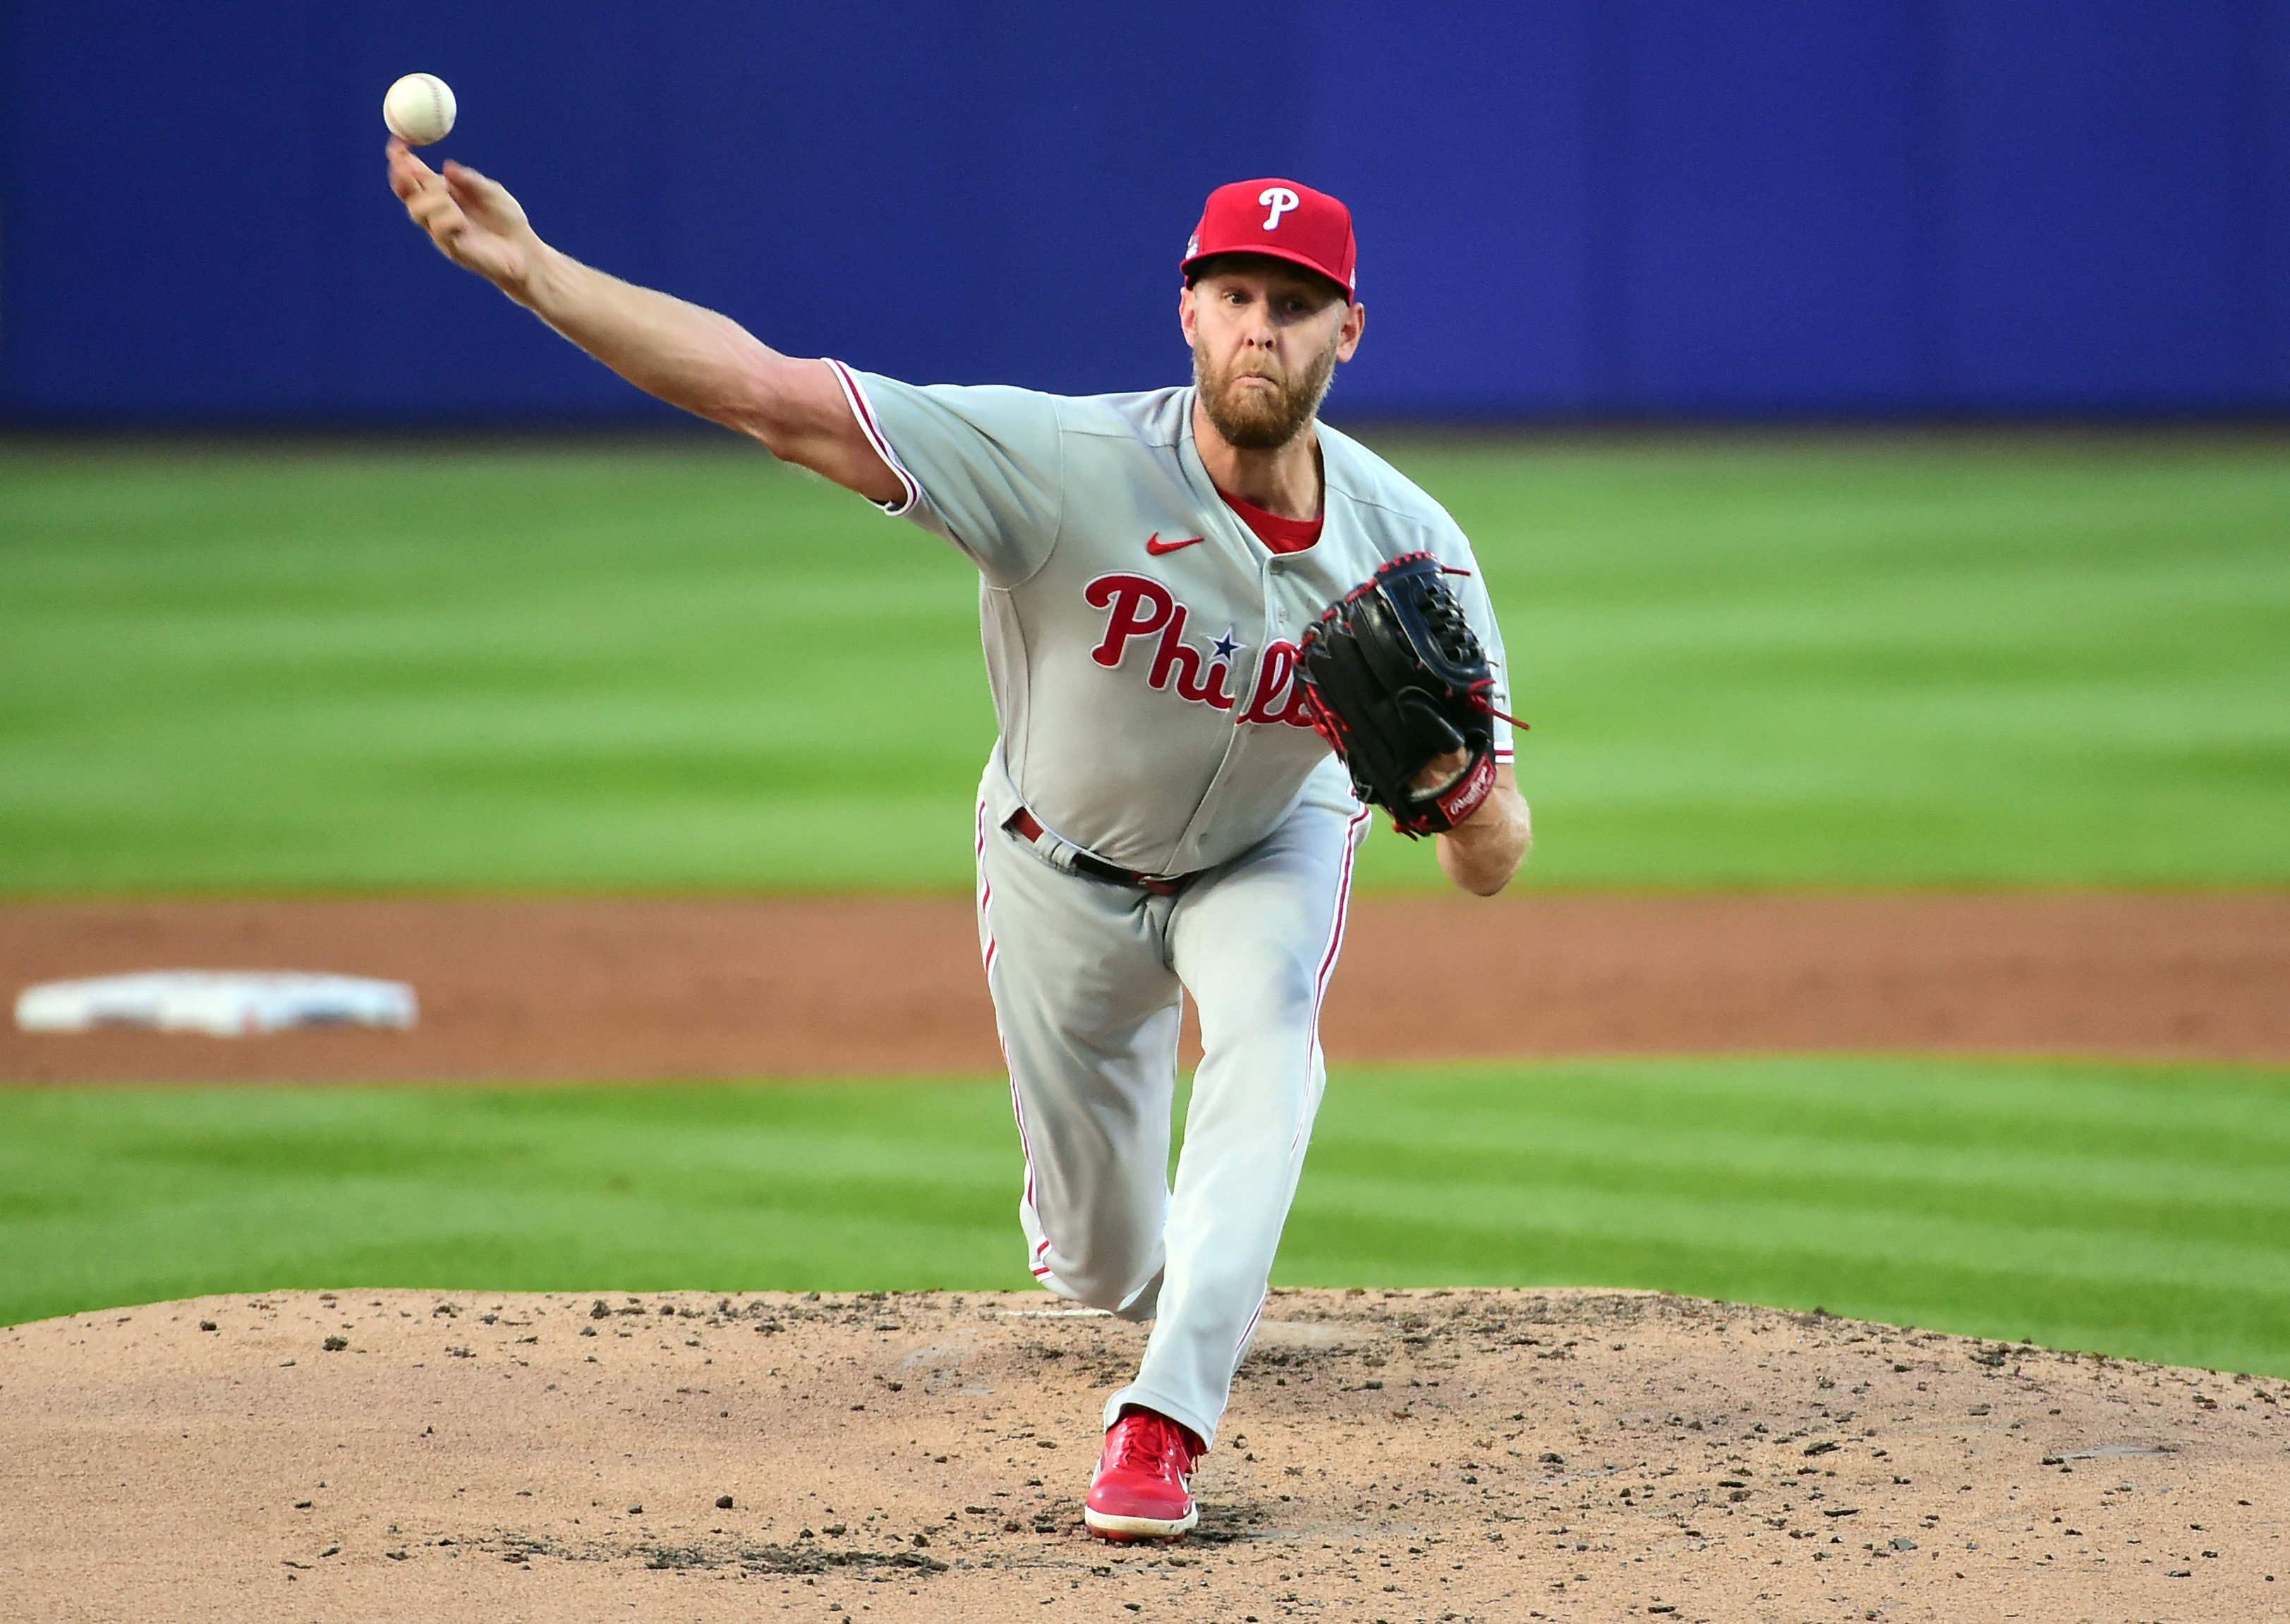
[387,139,440,201]
[442,162,507,210]
[402,171,453,217]
[387,136,434,181]
[409,190,466,239]
[418,190,465,238]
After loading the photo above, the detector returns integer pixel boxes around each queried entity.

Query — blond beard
[1192,335,1340,451]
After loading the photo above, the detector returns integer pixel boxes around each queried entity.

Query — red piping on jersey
[977,794,1053,1282]
[1235,1292,1269,1371]
[825,359,921,515]
[1230,799,1370,1386]
[1300,804,1371,1136]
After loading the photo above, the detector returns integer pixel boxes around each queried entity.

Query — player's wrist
[497,237,555,308]
[1450,782,1528,854]
[1441,789,1498,843]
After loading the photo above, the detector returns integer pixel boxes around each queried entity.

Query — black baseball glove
[1296,552,1521,837]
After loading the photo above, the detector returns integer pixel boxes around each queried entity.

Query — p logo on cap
[1182,177,1357,300]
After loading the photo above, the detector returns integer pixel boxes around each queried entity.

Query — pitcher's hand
[387,138,539,296]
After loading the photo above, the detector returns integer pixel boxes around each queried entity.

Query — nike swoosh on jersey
[1144,533,1206,556]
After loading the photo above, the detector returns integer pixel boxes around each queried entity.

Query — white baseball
[384,73,457,146]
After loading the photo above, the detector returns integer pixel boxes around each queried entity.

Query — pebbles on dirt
[1,1287,2282,1622]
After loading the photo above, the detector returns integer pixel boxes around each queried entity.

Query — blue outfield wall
[1,1,2286,424]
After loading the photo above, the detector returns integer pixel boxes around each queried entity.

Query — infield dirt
[5,892,2286,1082]
[5,1287,2284,1624]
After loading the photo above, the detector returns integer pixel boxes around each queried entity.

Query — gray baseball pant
[974,783,1371,1450]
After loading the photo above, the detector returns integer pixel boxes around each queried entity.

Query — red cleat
[1084,1406,1201,1541]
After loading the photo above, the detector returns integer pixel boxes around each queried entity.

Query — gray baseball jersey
[824,360,1517,1450]
[828,363,1515,876]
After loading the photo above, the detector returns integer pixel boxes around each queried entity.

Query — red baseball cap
[1182,178,1357,301]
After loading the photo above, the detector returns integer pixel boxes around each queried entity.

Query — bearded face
[1192,324,1341,452]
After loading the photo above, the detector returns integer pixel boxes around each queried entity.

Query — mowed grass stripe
[4,436,2286,892]
[1290,1059,2290,1377]
[2,1057,2284,1376]
[0,1079,1024,1326]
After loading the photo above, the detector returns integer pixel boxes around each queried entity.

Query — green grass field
[8,1058,2286,1376]
[4,433,2285,894]
[6,434,2284,1376]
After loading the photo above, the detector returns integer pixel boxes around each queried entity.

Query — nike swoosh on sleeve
[1144,533,1206,555]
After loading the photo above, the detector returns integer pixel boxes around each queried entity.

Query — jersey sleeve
[828,363,1065,587]
[1437,527,1517,767]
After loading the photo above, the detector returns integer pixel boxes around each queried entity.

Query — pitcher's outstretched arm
[385,138,902,504]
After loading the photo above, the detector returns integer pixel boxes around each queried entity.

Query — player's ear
[1178,282,1199,346]
[1335,298,1365,363]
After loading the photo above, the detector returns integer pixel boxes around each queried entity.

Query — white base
[16,971,418,1037]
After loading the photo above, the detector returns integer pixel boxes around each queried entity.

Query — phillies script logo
[1084,574,1316,728]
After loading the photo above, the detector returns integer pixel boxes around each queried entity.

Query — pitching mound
[5,1290,2282,1623]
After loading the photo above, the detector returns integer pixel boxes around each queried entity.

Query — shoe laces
[1112,1412,1189,1475]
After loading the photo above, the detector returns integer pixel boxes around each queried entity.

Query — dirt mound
[4,1287,2281,1623]
[5,892,2286,1084]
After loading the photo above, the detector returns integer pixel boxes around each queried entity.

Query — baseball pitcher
[389,146,1532,1541]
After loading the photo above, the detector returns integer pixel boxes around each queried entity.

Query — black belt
[1004,808,1194,897]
